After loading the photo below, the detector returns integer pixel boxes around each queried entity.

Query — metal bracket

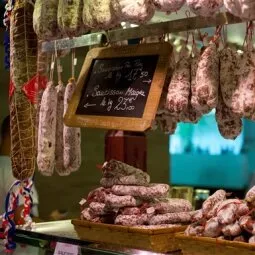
[42,12,243,53]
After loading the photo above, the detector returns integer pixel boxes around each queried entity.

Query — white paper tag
[74,58,77,66]
[54,242,79,255]
[51,62,55,70]
[79,198,86,206]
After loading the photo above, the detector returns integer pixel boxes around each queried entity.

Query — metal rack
[42,12,243,53]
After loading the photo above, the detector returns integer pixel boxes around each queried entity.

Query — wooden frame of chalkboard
[64,42,172,131]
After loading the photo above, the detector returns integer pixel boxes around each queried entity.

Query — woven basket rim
[72,219,186,234]
[176,233,255,251]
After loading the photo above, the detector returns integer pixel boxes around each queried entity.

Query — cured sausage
[100,174,150,188]
[185,224,204,236]
[55,83,67,175]
[149,212,192,225]
[63,79,81,172]
[220,48,242,115]
[222,221,242,237]
[112,0,155,24]
[115,214,148,226]
[10,0,38,181]
[166,56,190,116]
[217,203,237,225]
[111,184,169,200]
[58,0,85,37]
[202,190,226,217]
[102,160,150,180]
[192,43,219,114]
[154,198,192,214]
[224,0,255,20]
[89,202,107,216]
[153,0,185,12]
[203,217,222,237]
[105,193,142,208]
[237,50,255,120]
[216,92,242,140]
[37,82,58,176]
[187,0,223,17]
[82,0,118,29]
[33,0,60,40]
[87,187,110,204]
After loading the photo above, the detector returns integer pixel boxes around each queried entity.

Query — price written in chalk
[76,55,159,118]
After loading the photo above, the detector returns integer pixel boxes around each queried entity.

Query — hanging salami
[192,42,219,114]
[10,0,38,181]
[58,0,85,37]
[63,78,81,172]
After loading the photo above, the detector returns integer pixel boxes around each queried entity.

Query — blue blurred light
[169,110,244,155]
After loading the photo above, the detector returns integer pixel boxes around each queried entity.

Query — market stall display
[2,0,255,253]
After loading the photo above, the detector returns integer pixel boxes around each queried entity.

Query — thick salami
[187,0,223,17]
[55,83,67,175]
[82,0,118,29]
[237,50,255,120]
[165,56,190,116]
[33,0,60,40]
[37,82,58,176]
[180,53,203,124]
[220,48,242,115]
[112,0,155,24]
[58,0,85,38]
[215,92,242,140]
[63,79,81,172]
[192,43,219,114]
[153,0,185,12]
[10,0,38,180]
[111,184,169,200]
[224,0,255,20]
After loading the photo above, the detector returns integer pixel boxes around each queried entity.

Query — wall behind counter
[0,34,169,219]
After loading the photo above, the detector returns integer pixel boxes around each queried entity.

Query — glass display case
[3,221,182,255]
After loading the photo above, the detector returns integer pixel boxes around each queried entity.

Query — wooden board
[72,219,186,253]
[176,233,255,255]
[64,42,172,132]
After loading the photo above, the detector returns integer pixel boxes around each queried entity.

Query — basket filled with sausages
[176,187,255,255]
[72,160,196,252]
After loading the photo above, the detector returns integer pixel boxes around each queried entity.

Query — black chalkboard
[76,55,159,118]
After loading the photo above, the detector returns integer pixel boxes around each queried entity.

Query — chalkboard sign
[76,55,158,118]
[64,43,172,131]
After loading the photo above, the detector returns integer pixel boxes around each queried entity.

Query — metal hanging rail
[42,12,243,53]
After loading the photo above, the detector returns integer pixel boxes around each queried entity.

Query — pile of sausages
[79,160,194,227]
[154,36,255,140]
[185,187,255,244]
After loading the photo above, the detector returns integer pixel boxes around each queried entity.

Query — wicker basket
[176,233,255,255]
[72,219,186,253]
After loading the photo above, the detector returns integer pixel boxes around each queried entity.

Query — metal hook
[102,31,110,47]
